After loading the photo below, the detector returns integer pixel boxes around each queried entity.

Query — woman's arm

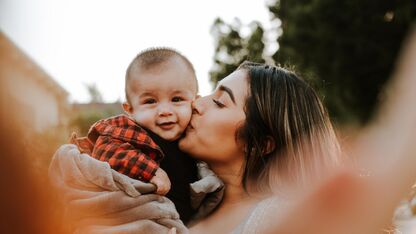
[49,144,188,234]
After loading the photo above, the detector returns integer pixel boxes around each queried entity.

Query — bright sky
[0,0,278,103]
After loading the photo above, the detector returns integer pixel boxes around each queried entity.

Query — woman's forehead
[217,70,249,106]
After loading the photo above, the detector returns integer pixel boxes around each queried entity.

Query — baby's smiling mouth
[158,122,176,130]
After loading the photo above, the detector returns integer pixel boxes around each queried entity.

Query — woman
[181,29,416,233]
[49,28,416,232]
[49,60,340,234]
[178,61,341,233]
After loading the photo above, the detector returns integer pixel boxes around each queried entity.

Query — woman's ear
[122,102,133,114]
[264,136,276,155]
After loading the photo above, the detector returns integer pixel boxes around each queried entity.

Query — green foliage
[210,0,416,124]
[70,84,123,136]
[25,129,69,176]
[271,0,416,123]
[85,83,103,103]
[69,105,122,135]
[210,18,266,86]
[69,111,105,135]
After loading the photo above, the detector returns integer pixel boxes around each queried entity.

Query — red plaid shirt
[75,115,164,182]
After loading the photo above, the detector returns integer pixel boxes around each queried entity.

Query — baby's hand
[150,168,171,195]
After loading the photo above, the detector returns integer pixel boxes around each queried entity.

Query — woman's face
[179,69,249,165]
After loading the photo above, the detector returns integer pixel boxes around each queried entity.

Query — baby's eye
[172,96,184,102]
[143,98,156,104]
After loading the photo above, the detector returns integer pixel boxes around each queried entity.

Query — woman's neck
[209,162,253,205]
[188,161,262,234]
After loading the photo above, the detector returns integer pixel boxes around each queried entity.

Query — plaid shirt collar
[88,114,164,156]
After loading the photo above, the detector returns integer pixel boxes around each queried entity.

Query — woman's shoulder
[231,196,283,234]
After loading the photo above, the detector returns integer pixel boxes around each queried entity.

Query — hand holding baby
[150,167,171,195]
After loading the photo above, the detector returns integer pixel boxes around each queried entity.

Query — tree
[210,1,416,124]
[210,18,266,86]
[85,83,103,103]
[270,0,416,123]
[69,84,122,135]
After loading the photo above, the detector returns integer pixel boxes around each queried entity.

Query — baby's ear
[122,102,133,114]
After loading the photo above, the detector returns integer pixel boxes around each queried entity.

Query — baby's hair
[125,47,197,104]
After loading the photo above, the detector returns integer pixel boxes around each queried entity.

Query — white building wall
[0,32,69,134]
[7,72,61,132]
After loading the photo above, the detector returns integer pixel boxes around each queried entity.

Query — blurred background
[0,0,416,233]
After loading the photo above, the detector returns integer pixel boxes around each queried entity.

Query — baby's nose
[158,104,173,116]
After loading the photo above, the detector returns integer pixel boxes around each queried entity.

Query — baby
[72,47,199,223]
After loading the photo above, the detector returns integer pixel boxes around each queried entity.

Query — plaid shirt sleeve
[91,135,159,182]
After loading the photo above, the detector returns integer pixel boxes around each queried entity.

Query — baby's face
[125,59,197,141]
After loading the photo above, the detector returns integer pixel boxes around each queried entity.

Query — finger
[162,185,171,195]
[132,180,156,194]
[112,171,140,197]
[159,187,168,196]
[112,199,180,221]
[168,227,177,234]
[74,197,177,226]
[157,218,188,234]
[76,219,169,234]
[67,193,163,219]
[155,187,164,195]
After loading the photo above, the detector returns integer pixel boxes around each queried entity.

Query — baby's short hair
[125,47,197,104]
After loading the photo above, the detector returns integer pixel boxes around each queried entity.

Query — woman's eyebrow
[219,85,236,104]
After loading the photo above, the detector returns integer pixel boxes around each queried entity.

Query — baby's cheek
[177,105,193,124]
[132,110,154,126]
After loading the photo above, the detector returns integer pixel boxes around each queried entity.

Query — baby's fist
[150,168,171,195]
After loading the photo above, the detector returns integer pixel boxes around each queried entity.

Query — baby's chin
[159,131,185,142]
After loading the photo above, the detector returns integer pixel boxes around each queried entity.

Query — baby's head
[123,47,198,141]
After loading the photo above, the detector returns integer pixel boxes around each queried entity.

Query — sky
[0,0,278,103]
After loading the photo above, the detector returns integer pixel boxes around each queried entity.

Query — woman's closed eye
[212,98,225,108]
